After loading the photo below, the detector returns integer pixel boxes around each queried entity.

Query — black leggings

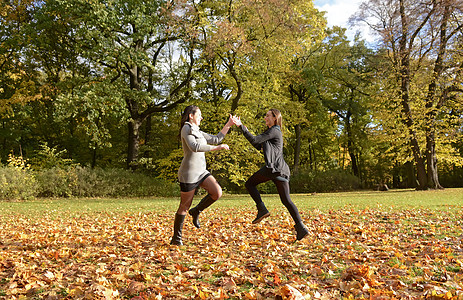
[245,167,302,224]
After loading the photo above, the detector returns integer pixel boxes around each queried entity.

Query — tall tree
[289,27,376,179]
[0,0,43,159]
[40,0,201,169]
[197,0,326,113]
[351,0,463,189]
[0,0,33,115]
[161,0,327,186]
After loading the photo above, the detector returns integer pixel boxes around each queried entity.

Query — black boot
[294,222,309,241]
[170,213,185,245]
[188,194,215,228]
[252,202,270,224]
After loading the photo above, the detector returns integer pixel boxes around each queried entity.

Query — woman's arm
[209,144,230,151]
[182,125,214,152]
[182,124,230,152]
[241,126,278,150]
[220,114,234,136]
[202,114,234,145]
[232,116,277,149]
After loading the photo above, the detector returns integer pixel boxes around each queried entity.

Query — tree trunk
[293,124,301,174]
[345,114,359,177]
[127,118,142,170]
[426,132,443,189]
[91,147,97,169]
[422,3,450,190]
[144,115,152,157]
[398,0,428,190]
[229,63,242,113]
[406,115,428,190]
[1,121,5,153]
[308,140,314,170]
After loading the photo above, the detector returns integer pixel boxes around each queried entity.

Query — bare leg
[199,175,222,200]
[188,176,222,228]
[177,190,196,215]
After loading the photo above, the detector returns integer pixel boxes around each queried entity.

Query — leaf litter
[0,207,462,299]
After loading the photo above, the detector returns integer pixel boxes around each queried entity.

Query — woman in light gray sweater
[170,105,234,245]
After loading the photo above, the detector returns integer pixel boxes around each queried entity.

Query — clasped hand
[230,114,242,127]
[217,114,242,151]
[226,114,242,127]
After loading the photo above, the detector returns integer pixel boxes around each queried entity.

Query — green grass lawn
[1,187,462,216]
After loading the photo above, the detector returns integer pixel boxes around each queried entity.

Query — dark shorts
[179,173,211,192]
[254,166,289,182]
[256,166,289,182]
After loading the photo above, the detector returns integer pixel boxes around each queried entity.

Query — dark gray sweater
[240,125,290,179]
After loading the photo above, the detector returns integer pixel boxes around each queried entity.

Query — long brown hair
[269,108,283,128]
[179,105,199,138]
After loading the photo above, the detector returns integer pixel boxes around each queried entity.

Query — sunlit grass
[1,188,462,217]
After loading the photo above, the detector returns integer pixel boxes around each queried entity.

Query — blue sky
[313,0,375,43]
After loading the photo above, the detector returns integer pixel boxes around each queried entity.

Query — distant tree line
[1,0,462,193]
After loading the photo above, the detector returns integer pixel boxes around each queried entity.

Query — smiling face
[264,110,277,128]
[189,108,203,126]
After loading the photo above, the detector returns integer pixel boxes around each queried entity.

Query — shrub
[290,169,361,193]
[35,167,78,197]
[0,167,38,200]
[155,149,183,183]
[0,154,38,200]
[70,167,179,197]
[30,143,77,170]
[118,170,179,197]
[0,162,179,200]
[35,167,179,198]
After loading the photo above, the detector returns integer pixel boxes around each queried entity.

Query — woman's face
[189,109,203,126]
[264,111,276,128]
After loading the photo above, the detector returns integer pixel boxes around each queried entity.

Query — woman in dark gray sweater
[170,105,233,245]
[232,109,309,241]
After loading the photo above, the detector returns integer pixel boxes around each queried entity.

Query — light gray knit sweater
[178,122,225,184]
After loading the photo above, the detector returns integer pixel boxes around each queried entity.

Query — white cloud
[314,0,376,45]
[315,0,360,28]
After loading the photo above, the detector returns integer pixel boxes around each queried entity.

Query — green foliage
[54,80,128,150]
[35,167,78,197]
[154,148,183,183]
[290,168,361,193]
[284,100,339,171]
[293,29,377,180]
[35,167,179,198]
[30,143,77,170]
[0,0,41,117]
[207,130,263,192]
[0,163,179,200]
[49,0,203,167]
[438,164,463,188]
[0,155,37,200]
[1,0,462,193]
[197,0,326,113]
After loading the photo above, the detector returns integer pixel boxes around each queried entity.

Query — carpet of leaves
[1,207,463,299]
